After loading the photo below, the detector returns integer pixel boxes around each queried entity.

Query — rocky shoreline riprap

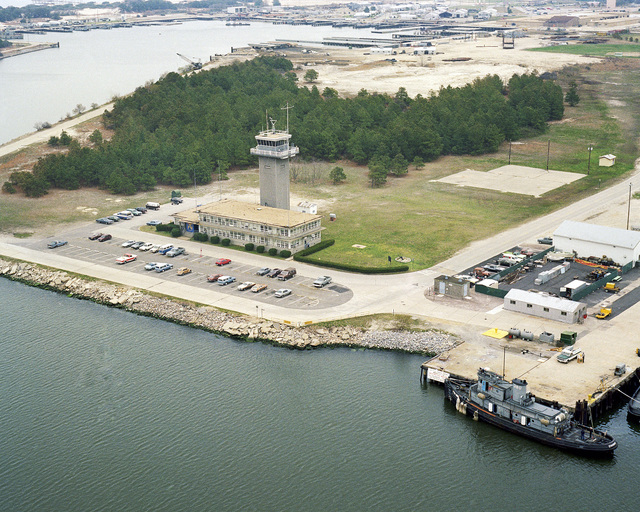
[0,258,459,354]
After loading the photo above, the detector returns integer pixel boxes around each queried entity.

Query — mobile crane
[176,53,202,70]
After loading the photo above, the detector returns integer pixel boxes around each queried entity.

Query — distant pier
[0,42,59,60]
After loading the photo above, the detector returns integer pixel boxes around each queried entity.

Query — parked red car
[215,258,231,266]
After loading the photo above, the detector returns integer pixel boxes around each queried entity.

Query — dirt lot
[280,34,595,98]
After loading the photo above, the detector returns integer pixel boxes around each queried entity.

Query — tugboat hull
[445,377,617,457]
[628,386,640,422]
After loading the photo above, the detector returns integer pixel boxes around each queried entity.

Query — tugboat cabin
[472,368,568,434]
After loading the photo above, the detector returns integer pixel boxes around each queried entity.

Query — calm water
[0,278,638,511]
[0,20,375,145]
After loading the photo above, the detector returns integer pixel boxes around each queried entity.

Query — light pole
[508,139,512,165]
[587,145,593,175]
[627,182,632,230]
[193,170,197,210]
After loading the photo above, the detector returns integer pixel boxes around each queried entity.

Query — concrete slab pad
[432,165,585,197]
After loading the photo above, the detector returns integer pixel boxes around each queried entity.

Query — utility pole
[193,170,197,210]
[546,139,550,171]
[587,145,593,175]
[218,160,222,201]
[627,182,632,230]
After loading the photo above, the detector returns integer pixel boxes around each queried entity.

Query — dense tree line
[4,56,564,197]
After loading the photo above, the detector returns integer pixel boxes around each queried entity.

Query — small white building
[297,201,318,214]
[412,46,436,55]
[504,289,587,324]
[553,220,640,267]
[371,47,394,54]
[599,154,616,167]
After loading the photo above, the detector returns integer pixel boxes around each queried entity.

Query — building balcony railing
[250,145,299,159]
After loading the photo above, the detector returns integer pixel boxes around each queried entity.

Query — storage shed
[553,220,640,267]
[504,289,587,324]
[599,154,616,167]
[434,275,469,298]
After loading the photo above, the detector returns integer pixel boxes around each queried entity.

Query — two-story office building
[171,199,322,253]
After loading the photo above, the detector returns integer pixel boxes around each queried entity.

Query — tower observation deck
[250,125,299,210]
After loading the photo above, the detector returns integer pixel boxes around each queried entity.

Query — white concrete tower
[250,111,298,210]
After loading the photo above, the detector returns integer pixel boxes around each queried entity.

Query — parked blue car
[47,240,68,249]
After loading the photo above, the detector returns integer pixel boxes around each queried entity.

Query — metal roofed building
[504,289,587,324]
[553,220,640,266]
[171,199,322,253]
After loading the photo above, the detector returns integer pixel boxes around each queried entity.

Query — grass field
[529,43,640,57]
[287,60,638,268]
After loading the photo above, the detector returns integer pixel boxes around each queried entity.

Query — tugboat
[628,386,640,422]
[444,368,617,457]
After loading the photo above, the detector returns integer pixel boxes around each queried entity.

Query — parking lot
[37,231,353,310]
[459,245,640,318]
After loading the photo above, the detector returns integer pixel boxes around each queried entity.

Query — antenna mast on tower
[281,102,293,133]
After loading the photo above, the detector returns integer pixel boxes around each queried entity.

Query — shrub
[170,227,181,237]
[221,238,231,246]
[210,235,220,244]
[244,243,255,251]
[256,245,265,253]
[268,248,278,256]
[279,250,291,258]
[2,181,17,194]
[193,232,208,242]
[293,239,335,259]
[156,223,174,232]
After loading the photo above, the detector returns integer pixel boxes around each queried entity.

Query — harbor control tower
[250,117,299,210]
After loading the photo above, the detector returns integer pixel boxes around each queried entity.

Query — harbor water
[0,20,375,146]
[0,278,638,511]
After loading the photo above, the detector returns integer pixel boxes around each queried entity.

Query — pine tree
[565,81,580,107]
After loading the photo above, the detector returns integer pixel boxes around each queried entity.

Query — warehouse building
[553,220,640,267]
[504,289,587,324]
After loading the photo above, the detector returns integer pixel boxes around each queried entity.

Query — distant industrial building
[544,16,580,28]
[553,220,640,267]
[504,289,587,324]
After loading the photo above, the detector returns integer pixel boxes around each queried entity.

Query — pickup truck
[313,276,332,288]
[557,346,583,363]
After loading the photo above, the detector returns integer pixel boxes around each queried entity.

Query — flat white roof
[553,220,640,251]
[505,289,585,313]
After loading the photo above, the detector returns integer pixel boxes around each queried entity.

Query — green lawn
[285,64,638,269]
[529,43,640,57]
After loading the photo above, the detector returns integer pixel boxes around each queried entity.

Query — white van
[158,244,174,255]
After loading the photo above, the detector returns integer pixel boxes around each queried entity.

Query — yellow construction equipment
[595,308,612,319]
[604,282,620,293]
